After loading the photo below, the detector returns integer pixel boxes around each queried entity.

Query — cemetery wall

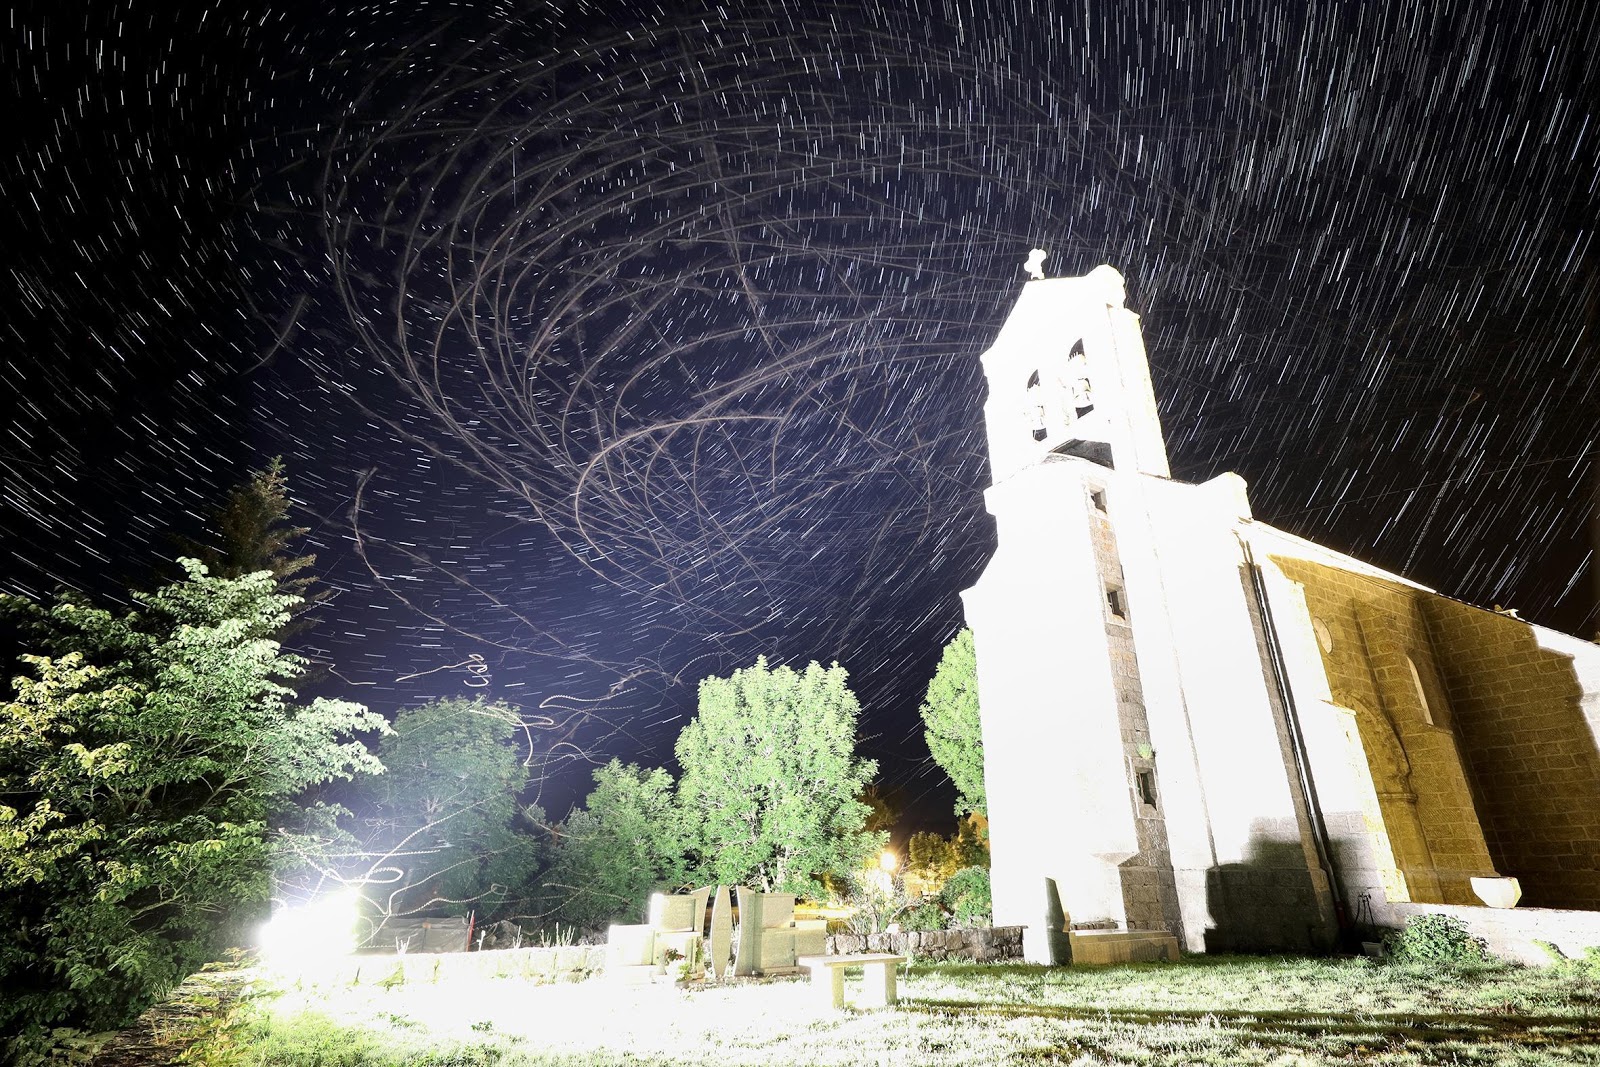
[323,945,606,987]
[1384,903,1600,967]
[826,925,1025,961]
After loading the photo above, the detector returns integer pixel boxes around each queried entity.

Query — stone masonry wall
[1421,601,1600,910]
[1384,903,1600,967]
[326,944,607,987]
[1088,478,1186,939]
[1274,558,1497,905]
[826,925,1025,962]
[331,925,1026,987]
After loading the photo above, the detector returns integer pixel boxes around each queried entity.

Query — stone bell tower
[961,263,1186,963]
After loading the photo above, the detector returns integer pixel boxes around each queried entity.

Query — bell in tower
[978,261,1169,484]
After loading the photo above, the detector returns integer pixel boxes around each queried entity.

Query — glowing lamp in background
[878,849,898,874]
[258,889,359,969]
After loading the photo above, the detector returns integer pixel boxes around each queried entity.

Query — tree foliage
[857,782,904,837]
[907,814,989,895]
[676,658,880,898]
[940,865,993,927]
[547,760,686,929]
[355,697,543,927]
[919,628,985,817]
[0,561,386,1036]
[908,830,962,888]
[178,457,326,634]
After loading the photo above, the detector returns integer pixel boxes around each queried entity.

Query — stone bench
[796,953,904,1010]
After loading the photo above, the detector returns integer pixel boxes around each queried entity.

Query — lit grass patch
[196,956,1600,1066]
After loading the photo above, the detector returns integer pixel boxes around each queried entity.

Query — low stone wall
[293,926,1024,987]
[314,945,606,987]
[1387,903,1600,967]
[825,925,1024,962]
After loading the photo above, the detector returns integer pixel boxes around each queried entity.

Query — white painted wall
[963,460,1140,962]
[966,267,1330,958]
[967,264,1600,959]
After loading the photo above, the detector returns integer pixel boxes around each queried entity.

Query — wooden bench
[796,953,904,1010]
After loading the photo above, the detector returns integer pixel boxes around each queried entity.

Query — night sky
[4,0,1597,830]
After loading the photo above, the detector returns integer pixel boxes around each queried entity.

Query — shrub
[1384,914,1491,965]
[1535,940,1600,976]
[941,866,992,926]
[842,873,902,935]
[900,900,947,932]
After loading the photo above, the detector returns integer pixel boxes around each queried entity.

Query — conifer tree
[180,457,326,635]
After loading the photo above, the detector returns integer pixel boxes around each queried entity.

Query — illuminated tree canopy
[0,562,385,1033]
[676,658,881,898]
[919,628,986,818]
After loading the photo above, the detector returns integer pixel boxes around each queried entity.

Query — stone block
[1068,929,1180,964]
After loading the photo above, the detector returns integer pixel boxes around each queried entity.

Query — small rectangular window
[1136,769,1159,809]
[1090,488,1108,512]
[1106,586,1128,620]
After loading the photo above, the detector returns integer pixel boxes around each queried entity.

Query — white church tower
[962,262,1342,964]
[977,264,1170,485]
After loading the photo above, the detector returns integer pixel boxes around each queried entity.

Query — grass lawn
[193,956,1600,1066]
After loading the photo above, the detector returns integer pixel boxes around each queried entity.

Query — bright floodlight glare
[879,849,898,873]
[258,888,358,968]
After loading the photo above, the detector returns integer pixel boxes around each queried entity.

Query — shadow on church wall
[1202,823,1338,955]
[1273,555,1600,911]
[1423,601,1600,910]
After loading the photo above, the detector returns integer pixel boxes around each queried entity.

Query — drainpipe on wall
[1240,537,1349,944]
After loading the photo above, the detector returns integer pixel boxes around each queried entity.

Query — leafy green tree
[858,782,904,837]
[356,697,543,926]
[919,628,986,817]
[940,866,993,927]
[179,457,325,635]
[954,810,990,866]
[906,813,989,896]
[547,760,686,929]
[907,830,961,888]
[676,658,881,899]
[0,561,386,1036]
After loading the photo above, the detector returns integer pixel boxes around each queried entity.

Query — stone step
[1066,930,1180,965]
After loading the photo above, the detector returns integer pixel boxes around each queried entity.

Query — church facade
[962,265,1600,963]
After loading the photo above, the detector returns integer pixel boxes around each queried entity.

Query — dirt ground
[88,969,252,1067]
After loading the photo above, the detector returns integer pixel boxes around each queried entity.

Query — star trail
[4,0,1597,823]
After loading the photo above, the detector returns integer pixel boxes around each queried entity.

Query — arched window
[1066,339,1093,418]
[1025,369,1048,441]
